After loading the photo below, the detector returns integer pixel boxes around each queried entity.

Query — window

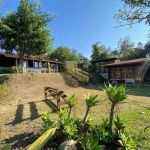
[34,62,38,68]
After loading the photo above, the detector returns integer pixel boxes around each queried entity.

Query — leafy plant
[27,127,56,150]
[94,118,116,144]
[102,84,128,134]
[1,145,11,150]
[118,132,136,150]
[67,94,77,118]
[114,116,127,131]
[83,93,100,124]
[57,108,79,139]
[41,111,54,132]
[81,133,105,150]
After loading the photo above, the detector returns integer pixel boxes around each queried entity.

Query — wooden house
[0,52,61,73]
[103,57,150,84]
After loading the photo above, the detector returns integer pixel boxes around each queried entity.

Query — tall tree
[114,0,150,26]
[118,36,135,59]
[49,46,79,63]
[91,42,100,61]
[0,0,55,72]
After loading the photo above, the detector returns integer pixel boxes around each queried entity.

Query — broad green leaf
[93,145,105,150]
[27,127,56,150]
[91,137,99,148]
[1,145,11,150]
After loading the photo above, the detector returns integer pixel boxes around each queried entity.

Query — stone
[58,140,76,150]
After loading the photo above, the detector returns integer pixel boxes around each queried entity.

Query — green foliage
[27,127,56,150]
[11,66,22,73]
[58,109,80,139]
[91,41,110,61]
[94,118,116,144]
[39,91,136,149]
[49,46,79,63]
[67,94,78,118]
[114,0,150,26]
[82,93,100,128]
[118,132,136,150]
[114,116,127,131]
[0,83,16,104]
[0,67,13,74]
[84,92,100,108]
[102,84,128,134]
[81,133,105,150]
[72,71,89,84]
[67,94,77,108]
[103,84,128,104]
[1,145,11,150]
[41,111,54,132]
[78,70,90,77]
[0,0,55,71]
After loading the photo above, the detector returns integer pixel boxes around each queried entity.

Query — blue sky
[1,0,149,59]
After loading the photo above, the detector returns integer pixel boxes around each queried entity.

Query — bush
[0,67,12,74]
[72,71,89,84]
[11,66,22,73]
[78,70,90,77]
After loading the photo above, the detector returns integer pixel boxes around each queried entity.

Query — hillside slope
[0,73,75,100]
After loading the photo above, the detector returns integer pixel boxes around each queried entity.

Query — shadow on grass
[43,99,58,113]
[5,102,40,125]
[3,132,40,149]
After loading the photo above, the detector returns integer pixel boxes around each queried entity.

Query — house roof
[0,52,61,64]
[103,58,150,67]
[91,57,118,64]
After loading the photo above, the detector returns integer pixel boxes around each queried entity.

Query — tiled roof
[0,52,61,63]
[103,58,150,67]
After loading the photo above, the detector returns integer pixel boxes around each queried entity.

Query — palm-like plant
[83,93,100,126]
[102,84,128,134]
[67,94,77,118]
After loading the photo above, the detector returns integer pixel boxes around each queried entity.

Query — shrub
[11,66,22,73]
[78,70,90,77]
[0,67,12,74]
[67,66,74,74]
[72,71,89,84]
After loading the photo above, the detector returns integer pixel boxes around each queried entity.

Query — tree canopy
[114,0,150,26]
[49,46,79,63]
[91,42,110,61]
[0,0,55,71]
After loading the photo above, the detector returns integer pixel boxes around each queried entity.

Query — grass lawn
[0,83,150,149]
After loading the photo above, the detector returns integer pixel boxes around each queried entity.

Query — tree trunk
[20,57,24,73]
[68,107,72,118]
[109,103,115,134]
[81,107,90,132]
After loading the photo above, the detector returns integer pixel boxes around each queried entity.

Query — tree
[91,42,101,61]
[117,36,135,59]
[114,0,150,26]
[49,46,79,63]
[0,0,55,72]
[91,42,109,61]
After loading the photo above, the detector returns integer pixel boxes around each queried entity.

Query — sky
[0,0,150,59]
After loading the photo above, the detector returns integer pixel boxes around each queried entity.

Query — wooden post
[15,58,17,67]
